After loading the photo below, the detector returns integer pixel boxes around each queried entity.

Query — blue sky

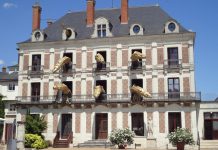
[0,0,217,100]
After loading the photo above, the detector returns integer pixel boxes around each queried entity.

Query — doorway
[204,112,218,139]
[61,114,72,139]
[95,113,108,139]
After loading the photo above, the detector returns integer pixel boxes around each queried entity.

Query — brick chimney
[32,2,42,31]
[2,67,6,73]
[86,0,95,27]
[121,0,129,24]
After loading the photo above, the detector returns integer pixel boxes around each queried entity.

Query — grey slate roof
[0,72,18,81]
[23,5,189,43]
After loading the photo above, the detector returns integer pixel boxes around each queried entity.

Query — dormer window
[97,24,106,37]
[31,30,44,42]
[62,28,75,40]
[165,21,179,33]
[92,17,112,38]
[130,24,143,36]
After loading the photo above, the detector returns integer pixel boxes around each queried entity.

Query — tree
[25,113,47,138]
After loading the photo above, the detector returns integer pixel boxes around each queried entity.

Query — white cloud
[0,60,4,65]
[3,2,17,9]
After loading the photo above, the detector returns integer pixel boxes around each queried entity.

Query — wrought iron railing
[93,62,110,72]
[16,92,200,104]
[164,59,182,70]
[128,61,146,70]
[28,65,44,75]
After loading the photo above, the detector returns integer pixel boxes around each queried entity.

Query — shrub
[109,128,135,147]
[25,134,48,149]
[167,127,194,145]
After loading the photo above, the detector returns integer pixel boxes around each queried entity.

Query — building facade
[14,0,218,149]
[0,65,18,143]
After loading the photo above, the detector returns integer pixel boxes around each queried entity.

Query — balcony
[164,59,182,73]
[6,111,17,116]
[93,62,110,73]
[27,65,44,77]
[128,61,146,71]
[16,92,200,105]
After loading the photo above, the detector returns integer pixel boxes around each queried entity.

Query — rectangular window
[63,53,73,73]
[131,49,142,69]
[95,80,107,101]
[32,54,41,71]
[8,83,15,91]
[131,79,143,101]
[168,112,181,132]
[96,51,107,70]
[168,78,180,99]
[131,113,144,136]
[167,47,178,67]
[97,24,107,37]
[31,82,40,101]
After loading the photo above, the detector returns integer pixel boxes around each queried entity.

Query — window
[8,83,15,91]
[131,113,144,136]
[168,23,176,32]
[167,47,179,67]
[97,24,106,37]
[9,104,15,111]
[63,53,73,73]
[168,112,181,133]
[31,82,40,101]
[131,79,143,101]
[95,80,107,102]
[168,78,180,98]
[32,55,41,71]
[131,49,142,69]
[96,51,107,70]
[133,25,140,34]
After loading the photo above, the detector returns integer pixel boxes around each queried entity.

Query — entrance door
[95,113,108,139]
[61,114,72,139]
[204,120,213,139]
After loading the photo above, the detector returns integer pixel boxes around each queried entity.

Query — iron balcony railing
[93,62,110,72]
[28,65,44,75]
[16,92,201,104]
[128,61,146,70]
[164,59,182,70]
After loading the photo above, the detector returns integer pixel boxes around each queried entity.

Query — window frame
[131,113,144,136]
[8,83,15,91]
[168,112,181,133]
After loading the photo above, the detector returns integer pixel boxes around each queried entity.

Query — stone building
[14,0,217,149]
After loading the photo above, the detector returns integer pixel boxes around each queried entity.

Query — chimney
[121,0,129,24]
[32,2,42,31]
[86,0,95,27]
[47,19,53,27]
[2,67,6,73]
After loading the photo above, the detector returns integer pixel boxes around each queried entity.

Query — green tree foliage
[25,134,48,149]
[25,114,47,138]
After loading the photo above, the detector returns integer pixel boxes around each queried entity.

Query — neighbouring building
[0,65,18,144]
[14,0,218,149]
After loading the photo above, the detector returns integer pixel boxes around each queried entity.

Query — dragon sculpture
[93,85,105,99]
[131,51,146,61]
[130,85,151,98]
[53,83,72,96]
[52,56,71,73]
[95,53,105,64]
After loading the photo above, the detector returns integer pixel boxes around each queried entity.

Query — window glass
[8,83,15,91]
[168,112,181,132]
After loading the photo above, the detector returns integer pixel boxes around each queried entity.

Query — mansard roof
[0,72,18,82]
[23,5,190,43]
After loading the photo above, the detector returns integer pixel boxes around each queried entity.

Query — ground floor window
[204,112,218,140]
[131,113,144,136]
[168,112,181,133]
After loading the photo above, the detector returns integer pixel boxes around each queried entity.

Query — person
[147,117,153,137]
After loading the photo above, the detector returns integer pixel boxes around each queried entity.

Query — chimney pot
[47,19,53,27]
[86,0,95,27]
[2,67,6,73]
[32,3,42,31]
[121,0,129,24]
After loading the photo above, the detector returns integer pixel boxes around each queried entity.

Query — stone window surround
[164,20,179,33]
[62,28,76,40]
[91,17,113,38]
[130,24,144,36]
[31,30,44,42]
